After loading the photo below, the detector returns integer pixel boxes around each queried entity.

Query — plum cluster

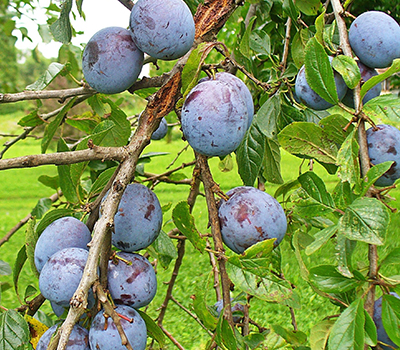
[181,72,253,157]
[218,186,287,254]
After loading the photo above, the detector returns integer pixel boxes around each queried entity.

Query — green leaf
[42,97,76,153]
[255,95,281,138]
[181,42,208,94]
[283,0,299,21]
[336,234,356,278]
[382,294,400,346]
[381,248,400,267]
[328,298,365,350]
[364,309,377,347]
[274,179,300,199]
[192,276,218,330]
[305,37,338,105]
[310,319,335,350]
[49,0,73,44]
[13,246,27,304]
[236,124,265,186]
[338,197,390,245]
[332,56,361,89]
[0,261,11,276]
[0,309,30,350]
[314,10,325,45]
[239,16,257,57]
[295,0,321,15]
[263,137,283,184]
[359,161,394,197]
[88,167,118,198]
[31,198,52,219]
[172,201,205,253]
[360,59,400,100]
[299,171,335,207]
[35,208,75,236]
[305,225,338,255]
[291,28,313,68]
[57,138,79,203]
[271,324,307,346]
[38,175,59,190]
[25,220,39,278]
[309,265,360,293]
[26,62,65,91]
[363,94,400,121]
[332,181,356,211]
[337,130,360,187]
[250,31,271,56]
[151,230,178,269]
[136,310,165,348]
[278,122,338,164]
[319,114,354,146]
[17,110,44,127]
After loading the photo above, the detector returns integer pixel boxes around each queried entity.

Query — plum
[214,299,245,323]
[89,304,147,350]
[129,0,195,60]
[108,252,157,309]
[181,79,248,157]
[349,11,400,68]
[295,59,348,110]
[366,124,400,187]
[104,183,162,252]
[34,216,91,273]
[342,60,381,108]
[151,117,168,140]
[39,247,92,307]
[37,324,90,350]
[200,72,254,129]
[218,186,287,254]
[373,292,400,349]
[82,27,144,94]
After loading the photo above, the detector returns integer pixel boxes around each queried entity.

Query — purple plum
[37,324,89,350]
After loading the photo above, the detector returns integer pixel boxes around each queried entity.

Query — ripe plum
[36,324,89,350]
[151,117,168,140]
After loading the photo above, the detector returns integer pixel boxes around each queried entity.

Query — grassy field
[1,108,400,349]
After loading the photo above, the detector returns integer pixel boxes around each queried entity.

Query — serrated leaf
[292,28,313,68]
[31,198,52,219]
[338,197,389,245]
[328,298,365,350]
[382,294,400,346]
[172,201,205,253]
[0,261,11,276]
[249,31,271,55]
[278,122,338,164]
[305,225,338,255]
[296,0,321,15]
[332,181,356,211]
[364,310,377,347]
[310,319,335,350]
[136,310,165,347]
[283,0,299,21]
[151,230,178,269]
[359,161,394,197]
[255,94,281,138]
[181,42,208,94]
[25,220,39,278]
[13,246,27,304]
[236,124,265,186]
[336,234,356,278]
[381,248,400,267]
[271,324,307,346]
[26,62,65,91]
[49,0,72,44]
[263,137,283,184]
[364,94,400,121]
[299,171,335,207]
[319,114,354,146]
[309,265,360,293]
[215,313,238,350]
[314,10,325,45]
[337,130,360,186]
[0,309,30,350]
[239,16,256,57]
[332,56,361,89]
[305,37,338,105]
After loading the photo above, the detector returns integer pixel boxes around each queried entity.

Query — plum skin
[349,11,400,68]
[129,0,195,60]
[38,247,91,307]
[34,216,91,273]
[218,186,287,254]
[342,60,381,108]
[181,79,248,157]
[373,293,399,349]
[108,252,157,309]
[105,183,162,252]
[214,299,245,323]
[151,117,168,140]
[89,304,147,350]
[82,27,144,94]
[295,61,347,110]
[37,324,89,350]
[366,124,400,187]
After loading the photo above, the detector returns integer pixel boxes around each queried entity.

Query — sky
[14,0,132,58]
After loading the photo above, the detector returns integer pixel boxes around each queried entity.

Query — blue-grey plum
[181,80,248,157]
[349,11,400,68]
[342,60,381,108]
[39,247,91,307]
[295,60,348,110]
[373,292,400,349]
[51,301,67,317]
[37,324,89,350]
[108,252,157,309]
[214,299,245,323]
[367,124,400,187]
[151,117,168,140]
[34,216,91,273]
[82,27,144,94]
[105,183,162,252]
[200,72,254,129]
[129,0,195,60]
[218,186,287,254]
[89,304,147,350]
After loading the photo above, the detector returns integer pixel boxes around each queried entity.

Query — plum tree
[104,183,162,252]
[295,59,348,110]
[349,11,400,68]
[107,252,157,309]
[366,124,400,186]
[199,72,254,129]
[37,324,90,350]
[129,0,195,60]
[151,117,168,140]
[38,247,92,307]
[342,60,381,108]
[82,27,144,94]
[181,79,248,157]
[34,216,91,273]
[218,186,287,254]
[89,304,147,350]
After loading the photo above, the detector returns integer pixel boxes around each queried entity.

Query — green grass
[1,111,400,349]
